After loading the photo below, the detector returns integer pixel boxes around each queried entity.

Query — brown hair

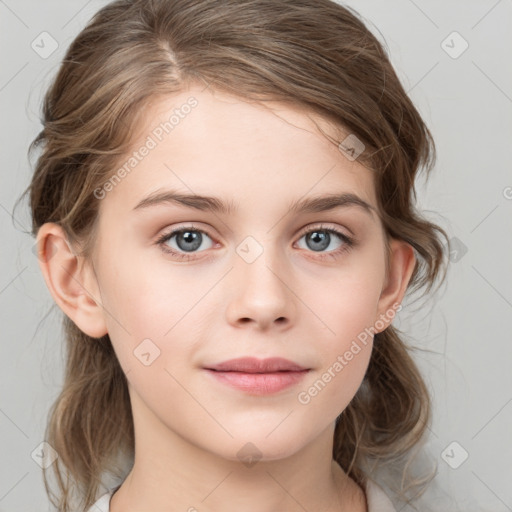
[20,0,449,510]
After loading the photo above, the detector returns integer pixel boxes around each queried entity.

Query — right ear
[35,222,108,339]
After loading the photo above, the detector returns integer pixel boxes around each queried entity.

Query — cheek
[98,255,217,382]
[98,249,202,336]
[297,296,376,421]
[298,261,384,406]
[305,260,384,345]
[297,348,371,427]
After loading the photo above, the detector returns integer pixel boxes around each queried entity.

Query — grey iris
[176,231,203,252]
[306,231,330,251]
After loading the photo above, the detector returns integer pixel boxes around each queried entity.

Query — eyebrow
[288,193,376,218]
[132,189,377,218]
[133,189,238,214]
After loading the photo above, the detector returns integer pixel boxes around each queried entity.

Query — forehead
[99,85,377,214]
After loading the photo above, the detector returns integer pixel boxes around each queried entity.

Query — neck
[109,387,366,512]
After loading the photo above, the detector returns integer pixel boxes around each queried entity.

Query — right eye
[155,226,216,261]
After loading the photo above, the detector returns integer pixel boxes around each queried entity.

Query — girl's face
[85,85,406,462]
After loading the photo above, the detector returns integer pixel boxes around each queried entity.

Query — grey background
[1,0,511,510]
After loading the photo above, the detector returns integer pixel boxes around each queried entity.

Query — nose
[225,241,296,332]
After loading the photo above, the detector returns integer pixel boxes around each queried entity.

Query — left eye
[295,226,353,254]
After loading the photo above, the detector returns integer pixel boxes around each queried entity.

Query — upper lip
[204,357,308,373]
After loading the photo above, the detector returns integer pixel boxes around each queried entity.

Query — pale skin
[37,84,415,512]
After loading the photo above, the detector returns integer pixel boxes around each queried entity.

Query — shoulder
[86,492,111,512]
[364,478,397,512]
[86,487,117,512]
[88,479,396,512]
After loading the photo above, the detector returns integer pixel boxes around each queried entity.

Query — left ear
[375,238,416,332]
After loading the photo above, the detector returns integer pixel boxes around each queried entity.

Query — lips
[203,357,310,395]
[204,357,308,373]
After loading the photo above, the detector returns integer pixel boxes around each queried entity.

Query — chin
[209,429,312,464]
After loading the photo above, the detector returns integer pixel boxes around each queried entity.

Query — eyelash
[155,223,356,262]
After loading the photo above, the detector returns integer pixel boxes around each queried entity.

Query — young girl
[25,0,449,510]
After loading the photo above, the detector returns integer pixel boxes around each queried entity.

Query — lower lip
[204,369,309,395]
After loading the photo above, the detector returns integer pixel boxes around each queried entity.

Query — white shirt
[87,478,396,511]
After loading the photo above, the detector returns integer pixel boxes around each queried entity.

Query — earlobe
[36,222,108,339]
[375,238,416,332]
